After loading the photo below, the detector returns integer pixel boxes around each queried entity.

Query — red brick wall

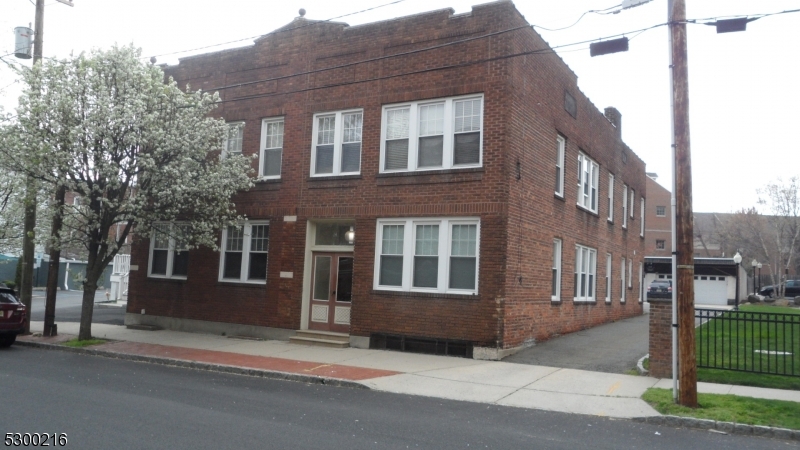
[648,299,672,378]
[128,1,646,349]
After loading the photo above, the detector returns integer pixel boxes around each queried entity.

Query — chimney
[604,107,622,138]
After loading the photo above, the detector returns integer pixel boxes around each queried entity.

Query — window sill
[575,204,600,217]
[217,280,267,287]
[307,175,362,189]
[254,177,281,184]
[573,299,597,304]
[554,193,565,202]
[370,289,479,300]
[376,167,483,186]
[146,276,187,283]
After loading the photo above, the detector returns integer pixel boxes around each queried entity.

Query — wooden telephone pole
[669,0,697,407]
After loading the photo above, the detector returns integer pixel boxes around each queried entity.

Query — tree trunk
[43,185,66,337]
[77,252,101,341]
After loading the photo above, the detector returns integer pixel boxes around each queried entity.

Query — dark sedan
[759,279,800,298]
[647,279,672,299]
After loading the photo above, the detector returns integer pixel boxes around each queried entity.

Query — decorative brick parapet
[648,298,673,378]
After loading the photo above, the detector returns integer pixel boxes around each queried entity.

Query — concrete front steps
[289,330,350,348]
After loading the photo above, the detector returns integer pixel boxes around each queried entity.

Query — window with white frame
[555,135,566,197]
[640,197,645,237]
[628,258,633,289]
[552,239,562,301]
[260,118,284,178]
[380,95,483,172]
[374,218,479,294]
[622,184,628,228]
[620,257,626,302]
[656,205,666,216]
[577,152,599,213]
[573,244,597,302]
[630,188,636,219]
[656,239,666,249]
[223,122,244,157]
[148,223,190,279]
[605,253,612,303]
[638,262,644,303]
[607,173,614,222]
[219,221,269,283]
[311,110,362,176]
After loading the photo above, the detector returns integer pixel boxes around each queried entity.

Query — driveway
[504,314,648,374]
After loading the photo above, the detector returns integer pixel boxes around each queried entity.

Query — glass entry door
[308,253,353,333]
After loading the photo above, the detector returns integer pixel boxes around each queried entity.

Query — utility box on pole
[13,27,33,59]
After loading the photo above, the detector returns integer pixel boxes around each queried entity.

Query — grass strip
[62,338,107,348]
[642,388,800,430]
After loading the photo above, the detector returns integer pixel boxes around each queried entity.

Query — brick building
[126,0,647,359]
[644,174,671,257]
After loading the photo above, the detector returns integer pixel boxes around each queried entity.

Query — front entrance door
[308,252,353,333]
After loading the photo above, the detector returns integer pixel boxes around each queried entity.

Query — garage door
[694,275,728,305]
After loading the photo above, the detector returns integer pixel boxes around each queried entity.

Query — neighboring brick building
[126,0,647,359]
[644,174,671,257]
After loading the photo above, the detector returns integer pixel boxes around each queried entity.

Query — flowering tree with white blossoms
[0,45,253,340]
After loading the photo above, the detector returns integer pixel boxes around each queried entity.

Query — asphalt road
[0,348,790,450]
[29,290,125,325]
[506,314,649,373]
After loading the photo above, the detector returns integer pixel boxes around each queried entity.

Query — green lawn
[696,306,800,378]
[642,388,800,430]
[62,338,107,348]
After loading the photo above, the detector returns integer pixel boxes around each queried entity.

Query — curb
[632,415,800,441]
[15,340,370,390]
[636,354,649,376]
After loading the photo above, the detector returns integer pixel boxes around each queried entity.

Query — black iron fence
[696,308,800,377]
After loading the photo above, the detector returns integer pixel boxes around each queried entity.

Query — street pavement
[3,349,786,450]
[19,319,800,424]
[29,289,125,325]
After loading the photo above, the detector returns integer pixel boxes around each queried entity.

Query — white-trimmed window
[555,135,566,197]
[374,218,479,294]
[606,253,612,303]
[577,152,599,213]
[620,257,626,303]
[219,221,269,283]
[260,118,284,178]
[573,244,597,302]
[607,173,614,222]
[552,239,562,301]
[622,184,628,228]
[628,258,633,289]
[630,188,636,219]
[638,262,644,303]
[223,121,245,157]
[656,205,666,217]
[380,95,483,173]
[311,109,363,177]
[656,239,666,249]
[640,197,645,237]
[148,223,189,279]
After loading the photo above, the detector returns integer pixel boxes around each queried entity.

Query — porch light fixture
[345,226,355,245]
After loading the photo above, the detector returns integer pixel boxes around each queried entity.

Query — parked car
[759,280,800,298]
[0,283,26,347]
[647,279,672,299]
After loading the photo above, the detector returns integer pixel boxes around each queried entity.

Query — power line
[145,0,410,61]
[531,3,623,32]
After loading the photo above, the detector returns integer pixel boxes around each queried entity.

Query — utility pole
[669,0,697,407]
[18,0,73,336]
[19,0,46,334]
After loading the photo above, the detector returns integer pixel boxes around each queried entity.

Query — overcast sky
[2,0,798,213]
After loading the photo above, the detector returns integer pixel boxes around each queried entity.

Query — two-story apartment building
[126,0,647,359]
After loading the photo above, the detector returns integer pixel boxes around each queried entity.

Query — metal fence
[696,308,800,377]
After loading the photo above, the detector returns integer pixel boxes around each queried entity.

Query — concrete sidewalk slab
[415,362,560,388]
[363,374,518,404]
[497,389,661,418]
[530,368,660,398]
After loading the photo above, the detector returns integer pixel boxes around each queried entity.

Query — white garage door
[694,275,728,305]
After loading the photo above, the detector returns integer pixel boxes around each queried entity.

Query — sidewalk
[19,321,800,420]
